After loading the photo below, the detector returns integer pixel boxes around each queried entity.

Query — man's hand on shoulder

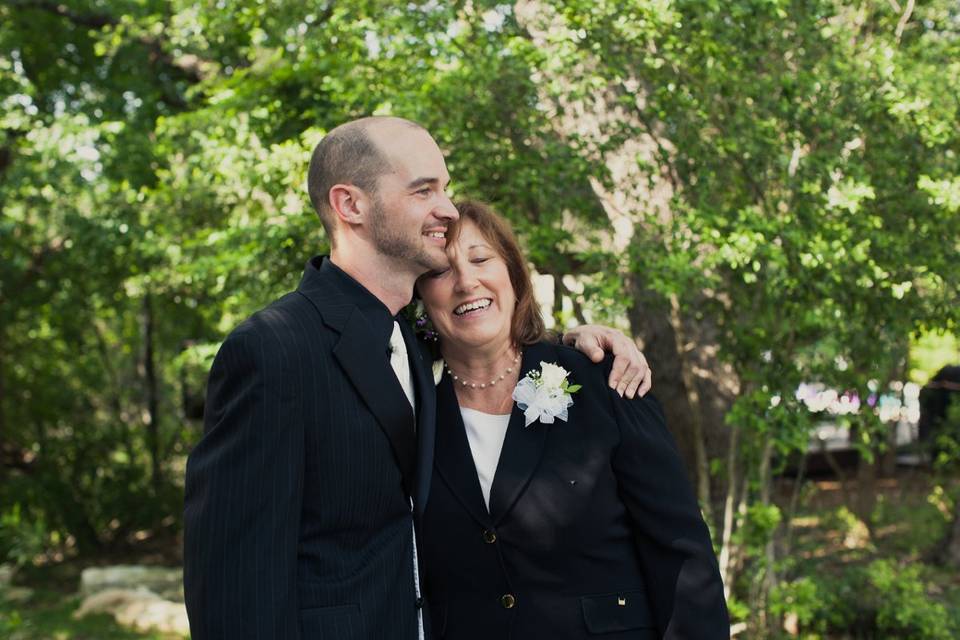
[562,325,651,399]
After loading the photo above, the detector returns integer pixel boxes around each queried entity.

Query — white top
[460,407,512,510]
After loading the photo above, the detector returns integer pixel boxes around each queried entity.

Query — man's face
[365,126,458,274]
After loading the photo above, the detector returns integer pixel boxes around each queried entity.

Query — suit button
[415,597,424,609]
[483,529,497,544]
[500,594,516,609]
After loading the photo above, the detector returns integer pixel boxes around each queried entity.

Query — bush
[0,504,49,570]
[774,559,957,639]
[864,560,954,640]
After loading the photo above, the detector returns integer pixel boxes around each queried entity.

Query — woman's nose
[453,269,479,293]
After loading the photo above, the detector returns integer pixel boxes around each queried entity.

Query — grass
[0,588,180,639]
[1,557,184,640]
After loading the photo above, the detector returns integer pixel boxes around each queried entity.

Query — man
[183,116,650,640]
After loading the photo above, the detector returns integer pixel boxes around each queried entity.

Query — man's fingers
[625,363,651,398]
[587,344,605,363]
[617,365,638,397]
[619,356,652,399]
[628,354,651,398]
[636,368,652,397]
[608,355,629,391]
[623,367,641,399]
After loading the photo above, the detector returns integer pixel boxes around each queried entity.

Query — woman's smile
[452,297,494,319]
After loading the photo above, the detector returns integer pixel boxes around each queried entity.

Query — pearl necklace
[445,351,521,389]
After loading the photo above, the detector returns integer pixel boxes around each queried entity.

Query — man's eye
[428,269,449,278]
[416,188,431,196]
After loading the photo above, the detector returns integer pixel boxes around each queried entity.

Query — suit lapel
[487,342,554,526]
[297,257,420,498]
[332,307,418,499]
[434,374,492,527]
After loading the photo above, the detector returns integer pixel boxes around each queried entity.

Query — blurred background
[1,0,959,638]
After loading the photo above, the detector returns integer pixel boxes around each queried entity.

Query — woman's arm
[610,393,730,639]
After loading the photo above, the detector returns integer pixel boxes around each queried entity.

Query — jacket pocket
[299,603,360,638]
[580,590,654,634]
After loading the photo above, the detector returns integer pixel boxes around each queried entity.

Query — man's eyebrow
[406,177,451,190]
[406,177,437,189]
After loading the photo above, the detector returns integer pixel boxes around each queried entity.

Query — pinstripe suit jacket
[184,256,435,640]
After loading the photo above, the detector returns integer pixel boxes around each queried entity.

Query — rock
[79,565,183,601]
[0,564,14,587]
[842,518,872,549]
[2,586,33,604]
[783,611,799,635]
[74,587,189,637]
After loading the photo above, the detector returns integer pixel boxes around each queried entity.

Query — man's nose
[436,194,459,221]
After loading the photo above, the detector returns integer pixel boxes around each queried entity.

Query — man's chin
[419,252,450,272]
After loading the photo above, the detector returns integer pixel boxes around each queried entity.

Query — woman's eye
[471,257,490,264]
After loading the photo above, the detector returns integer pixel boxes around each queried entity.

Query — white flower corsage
[432,359,445,386]
[512,361,581,427]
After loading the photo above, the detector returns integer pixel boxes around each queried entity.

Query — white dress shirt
[388,321,424,640]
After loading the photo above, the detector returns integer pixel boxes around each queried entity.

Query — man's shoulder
[226,290,326,348]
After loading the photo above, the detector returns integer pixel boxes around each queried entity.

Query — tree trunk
[668,293,713,525]
[942,499,960,568]
[854,443,878,530]
[759,436,778,635]
[143,293,161,494]
[626,280,737,526]
[0,331,7,483]
[744,436,778,634]
[625,285,700,480]
[514,0,739,525]
[718,421,740,597]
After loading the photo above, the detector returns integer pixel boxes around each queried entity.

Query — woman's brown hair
[447,200,547,346]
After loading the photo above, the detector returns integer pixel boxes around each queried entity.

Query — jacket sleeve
[610,392,730,639]
[183,327,304,639]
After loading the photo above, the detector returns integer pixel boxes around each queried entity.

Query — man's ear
[328,184,368,228]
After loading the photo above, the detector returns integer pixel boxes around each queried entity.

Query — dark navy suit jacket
[184,257,435,640]
[420,341,729,639]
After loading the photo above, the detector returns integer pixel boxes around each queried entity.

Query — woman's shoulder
[548,341,665,416]
[544,341,614,388]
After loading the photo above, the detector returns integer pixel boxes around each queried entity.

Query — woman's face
[417,219,516,353]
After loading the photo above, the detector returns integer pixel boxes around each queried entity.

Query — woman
[416,201,729,639]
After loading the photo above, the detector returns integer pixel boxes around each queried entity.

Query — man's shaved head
[307,116,426,244]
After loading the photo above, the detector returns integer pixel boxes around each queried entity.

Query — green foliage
[870,494,949,556]
[0,505,48,570]
[933,402,960,472]
[739,503,783,553]
[867,560,954,638]
[911,331,960,384]
[768,577,820,629]
[771,561,958,639]
[2,1,958,634]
